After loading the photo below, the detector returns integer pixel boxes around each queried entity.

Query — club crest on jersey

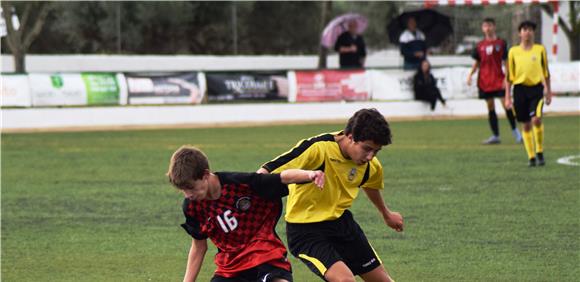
[348,168,357,181]
[235,196,251,211]
[495,44,501,52]
[485,45,493,55]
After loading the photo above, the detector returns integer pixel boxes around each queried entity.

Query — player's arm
[504,49,514,109]
[362,188,403,232]
[466,61,479,86]
[249,170,325,199]
[467,45,480,86]
[541,46,552,105]
[360,160,403,232]
[280,169,325,189]
[183,238,207,282]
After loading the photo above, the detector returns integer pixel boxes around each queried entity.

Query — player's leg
[254,262,293,282]
[325,261,356,282]
[481,91,500,144]
[530,87,546,166]
[500,96,521,142]
[331,210,391,282]
[359,265,394,282]
[486,97,500,141]
[210,275,250,282]
[286,222,347,281]
[513,85,536,166]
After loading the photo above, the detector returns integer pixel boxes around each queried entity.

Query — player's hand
[308,170,325,189]
[466,75,472,86]
[545,92,552,106]
[414,51,424,58]
[384,211,403,232]
[504,98,512,109]
[350,45,357,52]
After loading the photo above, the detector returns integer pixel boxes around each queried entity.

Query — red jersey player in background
[467,18,522,145]
[166,145,324,282]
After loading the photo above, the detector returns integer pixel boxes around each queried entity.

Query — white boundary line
[556,155,580,166]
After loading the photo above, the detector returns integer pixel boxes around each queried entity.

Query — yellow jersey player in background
[505,20,553,167]
[258,108,403,282]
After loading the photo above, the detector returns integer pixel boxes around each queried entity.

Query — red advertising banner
[295,70,369,102]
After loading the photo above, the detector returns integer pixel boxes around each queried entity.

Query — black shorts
[211,263,292,282]
[513,84,544,122]
[286,210,382,279]
[478,89,505,99]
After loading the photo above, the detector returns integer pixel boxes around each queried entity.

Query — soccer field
[2,115,579,281]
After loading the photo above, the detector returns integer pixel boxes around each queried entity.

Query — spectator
[413,59,446,110]
[399,17,427,70]
[334,20,367,69]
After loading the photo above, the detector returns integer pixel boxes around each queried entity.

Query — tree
[317,1,333,68]
[1,1,53,72]
[541,1,580,60]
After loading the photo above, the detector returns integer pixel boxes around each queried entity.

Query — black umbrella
[387,9,453,47]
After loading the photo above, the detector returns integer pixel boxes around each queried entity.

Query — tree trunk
[317,1,332,69]
[571,34,580,60]
[13,49,25,73]
[318,46,328,69]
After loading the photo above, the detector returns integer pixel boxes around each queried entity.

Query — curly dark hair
[344,108,392,145]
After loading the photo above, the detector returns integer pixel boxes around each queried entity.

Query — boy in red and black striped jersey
[467,18,521,145]
[167,146,324,282]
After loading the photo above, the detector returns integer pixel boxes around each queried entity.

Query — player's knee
[326,277,356,282]
[325,262,356,282]
[486,99,495,110]
[532,117,542,126]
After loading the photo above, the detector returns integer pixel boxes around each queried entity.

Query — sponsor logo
[224,76,275,94]
[50,75,64,89]
[362,258,376,267]
[348,168,356,181]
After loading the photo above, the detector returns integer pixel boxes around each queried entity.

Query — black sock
[488,110,499,136]
[505,108,517,130]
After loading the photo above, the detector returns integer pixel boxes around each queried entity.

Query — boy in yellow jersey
[505,21,553,167]
[257,108,404,282]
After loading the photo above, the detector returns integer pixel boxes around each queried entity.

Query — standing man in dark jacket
[399,17,427,70]
[334,20,367,69]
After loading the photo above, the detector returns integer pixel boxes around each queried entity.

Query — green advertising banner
[81,73,120,105]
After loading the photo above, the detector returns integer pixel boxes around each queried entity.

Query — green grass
[2,115,579,281]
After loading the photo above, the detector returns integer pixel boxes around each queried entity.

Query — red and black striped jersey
[181,172,291,278]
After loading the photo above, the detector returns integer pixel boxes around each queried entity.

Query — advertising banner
[205,72,288,102]
[293,69,369,102]
[125,72,203,105]
[29,73,87,106]
[369,67,477,101]
[550,62,580,93]
[1,74,32,107]
[82,73,121,105]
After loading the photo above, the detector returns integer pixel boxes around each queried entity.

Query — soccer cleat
[528,158,537,167]
[482,135,501,145]
[512,128,523,144]
[537,153,545,166]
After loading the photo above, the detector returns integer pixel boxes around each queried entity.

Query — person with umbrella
[334,20,367,69]
[399,16,427,70]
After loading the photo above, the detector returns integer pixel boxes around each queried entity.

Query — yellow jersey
[507,44,549,86]
[262,131,384,223]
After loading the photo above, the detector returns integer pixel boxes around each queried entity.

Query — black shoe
[528,158,537,167]
[537,153,545,166]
